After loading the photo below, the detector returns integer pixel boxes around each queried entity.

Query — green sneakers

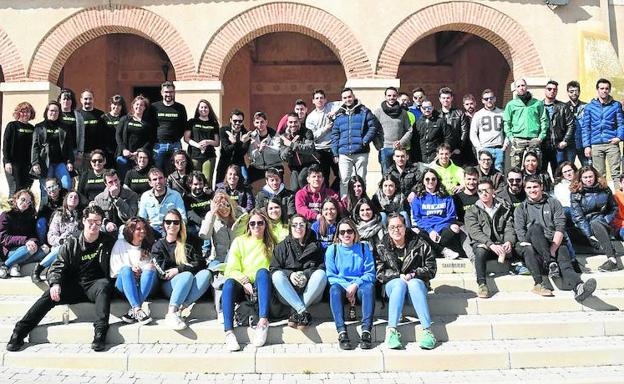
[385,328,402,349]
[419,328,437,350]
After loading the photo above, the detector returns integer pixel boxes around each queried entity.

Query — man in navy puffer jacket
[331,88,380,195]
[581,78,624,188]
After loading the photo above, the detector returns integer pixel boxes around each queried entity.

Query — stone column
[344,78,400,197]
[0,81,61,197]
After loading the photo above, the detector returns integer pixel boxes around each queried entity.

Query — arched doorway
[222,32,347,125]
[398,31,510,105]
[58,33,175,110]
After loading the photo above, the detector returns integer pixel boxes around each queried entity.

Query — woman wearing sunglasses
[376,213,437,350]
[222,209,276,351]
[325,218,375,350]
[77,149,108,204]
[411,168,464,259]
[0,190,46,279]
[151,209,211,330]
[270,214,326,329]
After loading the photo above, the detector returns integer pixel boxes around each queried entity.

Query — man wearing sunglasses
[503,78,549,169]
[216,109,250,185]
[542,80,575,175]
[409,99,452,164]
[7,205,115,352]
[497,167,526,209]
[470,89,506,173]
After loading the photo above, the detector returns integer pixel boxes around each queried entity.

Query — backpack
[234,300,259,327]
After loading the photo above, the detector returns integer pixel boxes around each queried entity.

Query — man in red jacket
[295,164,339,222]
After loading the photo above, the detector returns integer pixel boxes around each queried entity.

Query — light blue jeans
[5,246,45,268]
[271,269,327,314]
[115,266,158,308]
[161,269,212,308]
[384,277,432,329]
[39,246,60,268]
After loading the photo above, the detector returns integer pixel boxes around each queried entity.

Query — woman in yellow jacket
[222,209,276,351]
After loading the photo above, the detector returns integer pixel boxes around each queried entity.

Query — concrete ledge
[128,352,255,373]
[256,350,383,373]
[4,352,127,370]
[384,349,509,371]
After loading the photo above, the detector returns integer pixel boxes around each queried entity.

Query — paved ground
[0,366,623,384]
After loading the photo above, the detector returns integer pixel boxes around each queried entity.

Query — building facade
[1,0,623,195]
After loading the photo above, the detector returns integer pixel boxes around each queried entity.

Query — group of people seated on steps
[1,78,622,352]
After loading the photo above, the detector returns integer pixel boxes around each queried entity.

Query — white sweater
[109,239,151,278]
[470,107,505,149]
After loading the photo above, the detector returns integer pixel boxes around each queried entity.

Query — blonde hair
[246,209,276,259]
[164,209,188,266]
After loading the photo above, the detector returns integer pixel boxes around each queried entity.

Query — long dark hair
[414,168,448,198]
[318,197,341,236]
[194,99,220,127]
[352,198,379,224]
[570,165,608,193]
[378,173,400,198]
[345,175,368,211]
[122,217,155,250]
[554,161,577,185]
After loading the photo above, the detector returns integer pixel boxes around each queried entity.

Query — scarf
[356,217,384,240]
[375,189,405,212]
[381,101,402,119]
[518,91,532,105]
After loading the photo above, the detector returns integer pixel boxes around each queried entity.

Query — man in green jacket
[503,78,550,169]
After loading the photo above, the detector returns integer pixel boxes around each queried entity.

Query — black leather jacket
[48,232,115,286]
[410,110,452,163]
[545,100,575,145]
[375,230,437,284]
[441,108,469,150]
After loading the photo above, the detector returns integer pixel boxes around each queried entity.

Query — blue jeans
[115,266,158,308]
[40,163,71,201]
[378,148,395,175]
[116,156,135,182]
[556,147,576,164]
[384,277,432,329]
[5,246,45,268]
[484,147,504,173]
[271,269,327,314]
[161,269,212,308]
[153,142,181,171]
[39,246,60,268]
[329,282,375,333]
[222,268,271,332]
[36,217,48,245]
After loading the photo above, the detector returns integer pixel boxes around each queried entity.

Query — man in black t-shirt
[453,167,479,223]
[79,89,106,161]
[6,206,115,352]
[150,81,188,172]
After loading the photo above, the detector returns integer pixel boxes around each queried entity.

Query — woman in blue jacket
[325,218,376,350]
[410,168,463,259]
[570,166,620,272]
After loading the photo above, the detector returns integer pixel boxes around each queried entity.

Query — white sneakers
[165,312,187,330]
[253,324,269,347]
[225,331,241,351]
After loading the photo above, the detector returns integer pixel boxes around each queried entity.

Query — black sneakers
[6,333,24,352]
[31,264,45,283]
[338,331,353,350]
[548,262,560,278]
[598,259,619,272]
[574,278,597,302]
[91,331,106,352]
[360,330,372,350]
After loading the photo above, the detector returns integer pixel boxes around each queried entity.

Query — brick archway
[199,2,373,80]
[376,2,545,79]
[0,28,26,81]
[28,4,195,82]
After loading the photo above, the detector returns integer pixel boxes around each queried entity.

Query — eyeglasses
[424,177,437,182]
[86,219,102,227]
[477,188,493,194]
[422,106,433,111]
[232,119,243,124]
[17,197,31,205]
[91,158,104,164]
[508,178,522,184]
[338,229,355,236]
[249,220,265,228]
[164,219,180,226]
[45,185,60,192]
[483,97,496,101]
[388,225,405,232]
[291,222,306,228]
[174,159,187,164]
[218,202,231,208]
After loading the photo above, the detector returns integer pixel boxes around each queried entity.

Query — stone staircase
[0,255,622,375]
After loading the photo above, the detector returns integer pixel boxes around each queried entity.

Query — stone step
[4,336,624,373]
[3,267,623,298]
[0,311,622,345]
[0,288,622,323]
